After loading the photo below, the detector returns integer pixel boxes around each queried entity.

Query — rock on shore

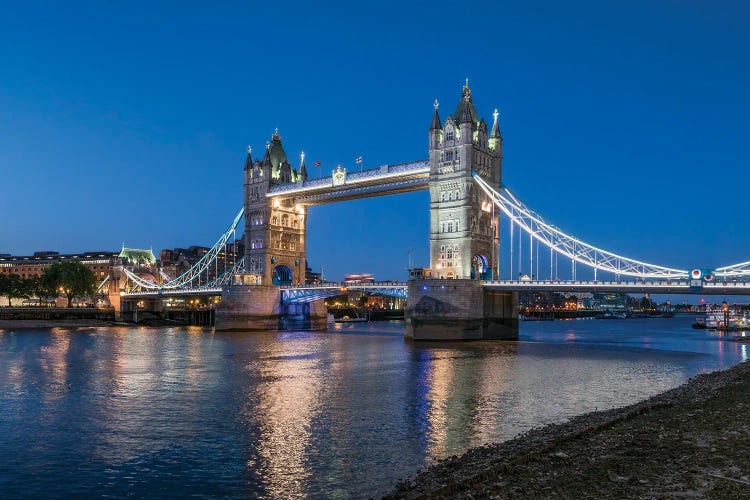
[386,360,750,499]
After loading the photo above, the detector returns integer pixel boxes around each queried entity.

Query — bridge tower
[217,130,325,331]
[244,130,307,286]
[406,81,518,340]
[428,79,502,279]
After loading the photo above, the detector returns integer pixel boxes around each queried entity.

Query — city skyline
[2,2,749,280]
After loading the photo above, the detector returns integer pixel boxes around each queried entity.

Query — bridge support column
[215,283,327,331]
[405,279,518,340]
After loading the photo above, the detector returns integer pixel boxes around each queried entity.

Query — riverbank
[387,360,750,498]
[0,319,116,329]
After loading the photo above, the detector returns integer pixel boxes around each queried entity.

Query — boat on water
[699,307,750,331]
[596,311,630,319]
[334,315,369,323]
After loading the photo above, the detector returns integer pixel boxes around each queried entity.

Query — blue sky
[1,1,748,282]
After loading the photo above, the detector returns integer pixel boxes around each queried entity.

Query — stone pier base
[215,284,327,332]
[405,279,518,341]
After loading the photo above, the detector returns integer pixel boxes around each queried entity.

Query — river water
[0,316,746,498]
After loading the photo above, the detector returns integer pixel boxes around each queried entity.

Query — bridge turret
[459,95,474,145]
[298,151,308,181]
[261,142,273,179]
[244,146,253,172]
[489,108,503,153]
[429,99,442,149]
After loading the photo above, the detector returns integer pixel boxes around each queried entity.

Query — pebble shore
[386,360,750,499]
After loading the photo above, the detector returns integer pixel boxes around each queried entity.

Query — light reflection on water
[0,317,744,498]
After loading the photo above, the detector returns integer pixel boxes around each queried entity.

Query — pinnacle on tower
[262,142,272,167]
[430,99,442,130]
[244,145,253,170]
[454,78,477,125]
[462,77,471,100]
[299,151,308,181]
[460,95,473,125]
[490,108,502,139]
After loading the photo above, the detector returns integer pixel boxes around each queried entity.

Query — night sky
[1,1,748,282]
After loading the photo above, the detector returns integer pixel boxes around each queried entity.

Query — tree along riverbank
[386,360,750,499]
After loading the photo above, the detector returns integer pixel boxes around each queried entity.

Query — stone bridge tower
[217,130,323,331]
[243,130,308,286]
[406,80,517,341]
[428,80,502,280]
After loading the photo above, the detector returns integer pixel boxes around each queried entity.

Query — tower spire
[430,99,442,130]
[460,97,473,125]
[299,151,307,181]
[244,145,253,170]
[489,108,503,151]
[491,108,501,138]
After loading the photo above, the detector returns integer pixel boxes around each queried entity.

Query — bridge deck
[483,280,750,295]
[121,279,750,300]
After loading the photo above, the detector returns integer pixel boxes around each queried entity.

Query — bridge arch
[272,265,293,286]
[472,254,489,280]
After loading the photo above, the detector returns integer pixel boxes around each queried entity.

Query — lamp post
[722,300,729,330]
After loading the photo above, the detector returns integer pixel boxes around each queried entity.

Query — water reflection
[0,317,747,498]
[246,335,323,498]
[415,343,520,460]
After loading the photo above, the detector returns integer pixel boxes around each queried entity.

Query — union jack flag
[314,160,321,167]
[355,156,363,164]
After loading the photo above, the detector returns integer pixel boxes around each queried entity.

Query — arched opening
[272,265,293,285]
[472,254,489,280]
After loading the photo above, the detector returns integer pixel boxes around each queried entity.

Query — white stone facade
[428,82,503,279]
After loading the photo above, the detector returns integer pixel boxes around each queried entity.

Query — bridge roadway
[120,279,750,301]
[483,280,750,295]
[121,287,224,298]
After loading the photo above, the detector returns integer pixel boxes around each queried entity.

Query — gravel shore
[386,360,750,499]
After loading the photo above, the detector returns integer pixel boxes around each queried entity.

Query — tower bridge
[113,80,750,338]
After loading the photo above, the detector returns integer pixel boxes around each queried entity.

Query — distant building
[305,260,322,285]
[0,251,117,281]
[592,292,628,311]
[118,247,156,267]
[159,242,243,281]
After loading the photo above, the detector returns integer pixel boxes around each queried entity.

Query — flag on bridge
[314,160,321,167]
[355,156,363,164]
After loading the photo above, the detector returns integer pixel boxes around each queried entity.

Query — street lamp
[722,300,729,330]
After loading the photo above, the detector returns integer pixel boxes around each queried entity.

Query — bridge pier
[215,282,327,331]
[405,279,518,341]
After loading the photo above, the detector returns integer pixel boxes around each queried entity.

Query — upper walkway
[268,160,429,205]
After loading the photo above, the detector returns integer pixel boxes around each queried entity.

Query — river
[0,316,746,498]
